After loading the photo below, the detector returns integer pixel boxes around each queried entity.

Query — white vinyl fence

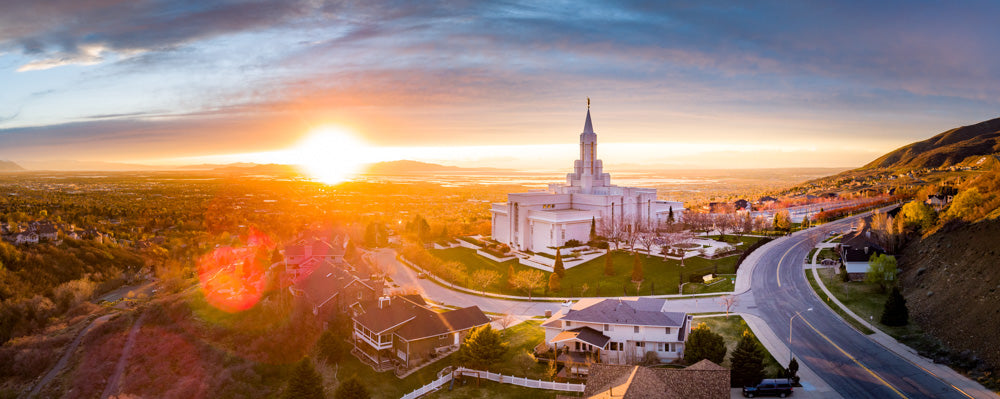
[399,367,585,399]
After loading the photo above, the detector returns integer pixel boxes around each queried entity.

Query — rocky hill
[0,160,24,171]
[863,117,1000,171]
[899,218,1000,370]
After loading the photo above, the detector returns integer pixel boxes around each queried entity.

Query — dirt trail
[100,311,147,399]
[25,314,113,399]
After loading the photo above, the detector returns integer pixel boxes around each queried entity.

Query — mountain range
[863,116,1000,171]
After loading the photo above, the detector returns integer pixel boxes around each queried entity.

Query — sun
[295,126,371,184]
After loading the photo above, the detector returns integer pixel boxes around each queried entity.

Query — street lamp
[788,308,813,364]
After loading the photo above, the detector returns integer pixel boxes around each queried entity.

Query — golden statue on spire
[587,97,590,109]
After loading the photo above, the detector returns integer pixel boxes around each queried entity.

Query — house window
[634,326,640,333]
[670,343,676,352]
[657,343,665,351]
[566,321,571,327]
[665,327,671,334]
[604,324,610,331]
[575,342,580,351]
[636,342,645,348]
[609,342,617,350]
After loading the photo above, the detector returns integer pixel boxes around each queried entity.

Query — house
[925,194,952,210]
[757,196,777,205]
[541,298,692,373]
[35,223,58,241]
[283,236,348,282]
[351,295,490,372]
[291,258,381,318]
[733,199,751,212]
[837,230,886,281]
[581,360,730,399]
[5,232,39,245]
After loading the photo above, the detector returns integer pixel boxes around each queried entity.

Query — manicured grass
[804,270,875,335]
[702,235,764,251]
[695,315,784,378]
[332,351,457,399]
[682,275,736,294]
[432,247,741,297]
[815,269,940,353]
[806,248,818,263]
[423,380,566,399]
[816,248,839,262]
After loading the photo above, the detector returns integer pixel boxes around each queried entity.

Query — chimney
[378,296,390,309]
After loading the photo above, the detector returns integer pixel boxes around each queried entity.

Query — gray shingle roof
[561,298,686,327]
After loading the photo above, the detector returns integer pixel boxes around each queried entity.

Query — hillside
[863,117,1000,171]
[899,218,1000,370]
[0,160,24,171]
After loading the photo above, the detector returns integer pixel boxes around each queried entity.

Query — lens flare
[196,227,274,313]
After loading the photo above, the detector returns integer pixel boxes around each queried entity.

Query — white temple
[490,104,685,255]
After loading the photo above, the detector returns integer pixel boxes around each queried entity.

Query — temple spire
[583,102,594,133]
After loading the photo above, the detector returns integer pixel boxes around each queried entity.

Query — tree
[333,377,369,399]
[545,358,558,380]
[719,295,737,318]
[684,323,727,365]
[667,206,675,224]
[548,273,561,293]
[773,211,792,232]
[513,350,537,376]
[636,227,658,256]
[880,286,909,326]
[785,357,800,384]
[442,261,466,288]
[901,201,937,230]
[630,253,643,282]
[839,263,850,282]
[603,250,614,276]
[553,249,565,278]
[944,188,985,222]
[510,269,545,300]
[470,270,500,295]
[507,265,515,289]
[730,329,766,388]
[316,330,349,365]
[284,357,326,399]
[801,215,810,228]
[457,325,508,371]
[866,254,897,293]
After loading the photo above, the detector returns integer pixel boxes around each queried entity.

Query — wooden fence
[399,367,585,399]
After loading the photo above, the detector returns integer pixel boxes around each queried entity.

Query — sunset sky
[1,1,998,171]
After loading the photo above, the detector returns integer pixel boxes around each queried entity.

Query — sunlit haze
[1,2,998,170]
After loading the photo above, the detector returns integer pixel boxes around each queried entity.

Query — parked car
[742,378,794,397]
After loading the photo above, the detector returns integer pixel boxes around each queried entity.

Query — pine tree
[604,250,614,276]
[553,249,565,278]
[667,206,675,224]
[507,264,515,289]
[880,286,909,326]
[457,325,508,371]
[684,323,727,365]
[631,252,643,282]
[548,273,561,293]
[840,263,850,282]
[730,329,765,387]
[334,377,370,399]
[284,357,326,399]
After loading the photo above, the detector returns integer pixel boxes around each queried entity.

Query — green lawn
[816,248,839,262]
[431,247,742,297]
[804,270,875,335]
[815,269,942,354]
[423,380,567,399]
[329,352,457,399]
[682,275,736,294]
[695,315,784,378]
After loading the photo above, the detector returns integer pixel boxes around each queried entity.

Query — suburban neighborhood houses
[542,298,692,370]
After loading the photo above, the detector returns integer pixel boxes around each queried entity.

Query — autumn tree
[684,323,727,365]
[603,250,615,276]
[944,188,985,222]
[900,201,936,231]
[773,210,792,232]
[511,269,545,300]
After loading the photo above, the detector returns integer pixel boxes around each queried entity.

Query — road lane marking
[776,242,798,288]
[799,315,909,399]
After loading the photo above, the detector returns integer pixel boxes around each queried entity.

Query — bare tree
[719,295,738,318]
[597,216,624,250]
[470,269,500,295]
[499,313,517,330]
[620,216,640,253]
[636,225,658,257]
[511,269,546,300]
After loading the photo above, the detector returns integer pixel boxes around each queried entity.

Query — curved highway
[750,213,972,399]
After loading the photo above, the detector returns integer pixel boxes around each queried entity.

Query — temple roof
[583,109,594,133]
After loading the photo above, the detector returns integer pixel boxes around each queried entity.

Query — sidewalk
[739,313,843,399]
[809,256,997,398]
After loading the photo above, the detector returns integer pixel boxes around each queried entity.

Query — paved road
[751,214,972,399]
